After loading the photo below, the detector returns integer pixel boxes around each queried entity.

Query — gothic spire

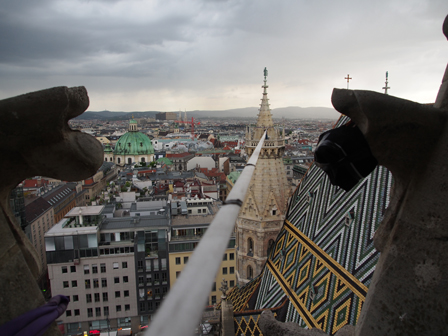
[256,67,274,129]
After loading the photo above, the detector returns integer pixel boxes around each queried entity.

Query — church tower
[236,68,291,285]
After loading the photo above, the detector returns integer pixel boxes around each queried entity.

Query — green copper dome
[114,131,154,156]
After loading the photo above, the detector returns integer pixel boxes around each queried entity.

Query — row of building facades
[43,196,235,335]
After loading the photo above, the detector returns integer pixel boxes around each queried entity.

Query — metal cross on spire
[383,71,390,94]
[345,74,352,89]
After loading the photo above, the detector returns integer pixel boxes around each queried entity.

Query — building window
[92,264,98,274]
[87,308,93,317]
[137,260,144,271]
[230,267,234,274]
[71,280,77,287]
[70,266,76,273]
[74,309,80,316]
[114,277,120,284]
[116,305,121,312]
[103,292,108,302]
[212,282,216,291]
[184,256,189,264]
[125,304,130,311]
[124,290,129,297]
[104,306,109,316]
[222,267,228,275]
[223,253,227,261]
[66,310,72,317]
[138,276,144,286]
[73,295,78,302]
[176,271,181,278]
[93,279,99,288]
[86,294,92,303]
[230,280,235,287]
[85,280,91,289]
[175,257,181,265]
[211,296,216,305]
[162,272,167,283]
[115,291,121,298]
[94,293,100,302]
[84,265,89,274]
[229,253,234,260]
[63,281,69,288]
[95,307,101,317]
[248,238,254,252]
[139,302,146,312]
[62,266,67,274]
[122,261,128,268]
[113,262,119,269]
[100,263,106,273]
[102,278,107,287]
[247,265,253,279]
[123,276,128,283]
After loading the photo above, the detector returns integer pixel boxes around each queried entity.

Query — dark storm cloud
[0,0,447,110]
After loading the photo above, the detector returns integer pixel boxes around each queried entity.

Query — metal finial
[345,74,352,89]
[264,67,268,80]
[383,71,390,94]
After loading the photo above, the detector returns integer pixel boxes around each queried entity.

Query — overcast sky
[1,0,447,113]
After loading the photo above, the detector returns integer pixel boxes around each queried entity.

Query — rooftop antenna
[345,74,352,89]
[383,71,390,94]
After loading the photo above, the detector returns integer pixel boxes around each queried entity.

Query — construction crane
[174,117,201,138]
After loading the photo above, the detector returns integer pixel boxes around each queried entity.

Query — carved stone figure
[0,86,103,334]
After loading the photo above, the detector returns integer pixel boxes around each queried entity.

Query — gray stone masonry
[0,87,103,335]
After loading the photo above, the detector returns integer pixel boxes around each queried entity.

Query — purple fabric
[0,295,69,336]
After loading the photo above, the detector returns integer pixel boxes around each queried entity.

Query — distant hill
[189,107,339,119]
[75,111,160,121]
[76,106,339,120]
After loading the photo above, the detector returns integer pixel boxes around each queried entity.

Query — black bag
[314,122,378,191]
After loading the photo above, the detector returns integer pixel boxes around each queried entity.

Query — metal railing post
[146,131,266,336]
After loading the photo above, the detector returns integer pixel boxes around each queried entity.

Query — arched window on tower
[247,265,253,280]
[104,158,107,161]
[247,238,254,256]
[128,158,132,164]
[141,157,145,163]
[117,158,121,164]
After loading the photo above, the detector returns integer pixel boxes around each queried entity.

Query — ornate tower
[236,68,291,285]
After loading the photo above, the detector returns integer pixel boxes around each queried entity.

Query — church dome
[114,120,154,156]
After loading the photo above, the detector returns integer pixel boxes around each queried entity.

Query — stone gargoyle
[0,87,103,334]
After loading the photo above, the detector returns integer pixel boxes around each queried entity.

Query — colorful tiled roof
[216,274,262,312]
[252,115,393,334]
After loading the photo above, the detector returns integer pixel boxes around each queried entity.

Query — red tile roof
[22,179,49,189]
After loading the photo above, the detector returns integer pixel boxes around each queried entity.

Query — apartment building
[45,202,171,335]
[168,199,236,306]
[25,197,55,271]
